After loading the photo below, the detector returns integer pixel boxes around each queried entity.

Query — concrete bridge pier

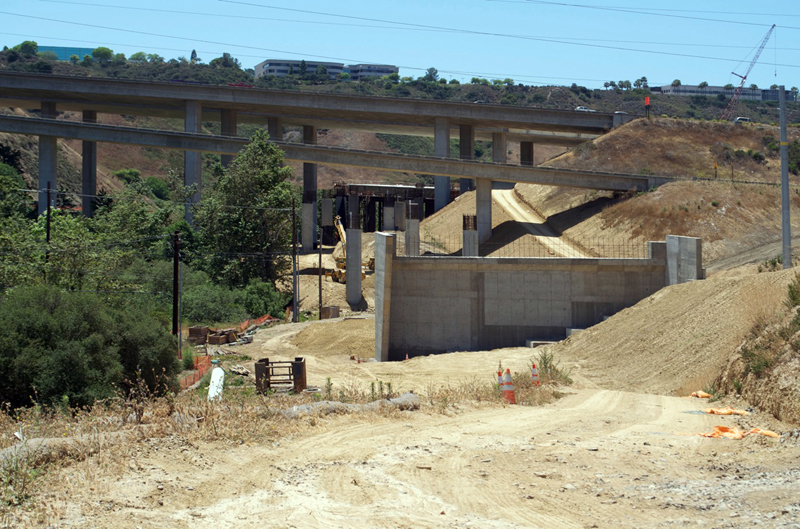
[346,193,362,309]
[520,141,534,166]
[81,110,97,217]
[405,199,422,256]
[184,100,202,224]
[364,198,376,232]
[459,124,475,194]
[321,197,335,245]
[267,117,283,141]
[476,178,492,244]
[220,109,238,168]
[434,117,450,212]
[395,200,406,231]
[384,197,396,230]
[302,125,317,252]
[38,101,58,216]
[463,214,479,257]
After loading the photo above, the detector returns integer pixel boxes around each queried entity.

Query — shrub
[0,286,178,409]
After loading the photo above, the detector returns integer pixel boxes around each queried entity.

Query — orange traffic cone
[497,370,503,390]
[405,353,409,361]
[502,368,516,404]
[531,363,540,386]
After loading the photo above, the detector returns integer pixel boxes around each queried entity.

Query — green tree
[339,72,351,80]
[81,54,93,66]
[195,130,293,288]
[423,67,439,82]
[129,51,147,62]
[749,83,759,91]
[671,79,681,89]
[315,64,328,76]
[724,83,735,92]
[69,54,80,64]
[14,40,37,55]
[770,84,779,90]
[698,81,709,92]
[210,52,240,69]
[604,81,611,90]
[299,60,308,76]
[92,46,114,62]
[146,53,165,63]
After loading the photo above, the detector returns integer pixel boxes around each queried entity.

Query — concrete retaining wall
[374,234,702,361]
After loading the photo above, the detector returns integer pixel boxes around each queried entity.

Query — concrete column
[492,132,507,163]
[395,200,406,231]
[434,117,451,212]
[267,117,283,141]
[302,125,317,252]
[220,109,238,168]
[384,197,396,230]
[81,110,97,217]
[346,194,362,309]
[184,100,202,224]
[405,200,422,257]
[476,178,492,244]
[666,236,704,285]
[520,141,534,166]
[462,215,479,257]
[459,124,475,193]
[374,232,396,362]
[321,198,335,245]
[37,102,57,216]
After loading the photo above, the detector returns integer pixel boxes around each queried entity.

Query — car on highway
[733,116,751,124]
[575,106,597,112]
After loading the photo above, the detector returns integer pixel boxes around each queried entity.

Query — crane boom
[720,24,776,121]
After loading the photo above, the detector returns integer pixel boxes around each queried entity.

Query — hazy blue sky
[2,0,798,89]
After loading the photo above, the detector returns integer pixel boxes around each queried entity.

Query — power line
[490,1,800,30]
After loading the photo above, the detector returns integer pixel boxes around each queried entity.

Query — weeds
[535,350,573,385]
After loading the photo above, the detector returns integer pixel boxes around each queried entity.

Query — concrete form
[462,215,479,257]
[374,235,704,361]
[404,200,423,257]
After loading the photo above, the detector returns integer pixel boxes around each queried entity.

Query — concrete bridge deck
[0,115,654,192]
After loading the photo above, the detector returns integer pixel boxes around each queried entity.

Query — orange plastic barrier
[237,313,279,333]
[179,355,212,389]
[697,425,779,439]
[703,407,750,416]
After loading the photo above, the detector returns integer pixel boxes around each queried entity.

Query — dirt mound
[290,317,375,359]
[536,267,797,396]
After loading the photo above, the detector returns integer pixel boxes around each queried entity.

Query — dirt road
[57,387,799,528]
[493,188,587,258]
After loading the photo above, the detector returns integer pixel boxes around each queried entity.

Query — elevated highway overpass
[0,71,638,248]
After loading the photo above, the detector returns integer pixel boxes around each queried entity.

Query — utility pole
[292,201,298,323]
[780,85,792,269]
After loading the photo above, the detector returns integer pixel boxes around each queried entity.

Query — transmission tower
[720,24,776,121]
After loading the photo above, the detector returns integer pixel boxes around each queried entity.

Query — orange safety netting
[697,425,780,439]
[179,355,212,389]
[703,407,750,416]
[237,313,278,333]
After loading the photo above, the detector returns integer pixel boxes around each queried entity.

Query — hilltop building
[655,84,796,102]
[255,59,398,80]
[38,46,95,61]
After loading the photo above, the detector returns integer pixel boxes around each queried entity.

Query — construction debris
[229,365,251,377]
[281,392,420,419]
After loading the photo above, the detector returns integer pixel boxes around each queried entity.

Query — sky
[2,0,799,90]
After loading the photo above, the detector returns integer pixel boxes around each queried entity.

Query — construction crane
[720,24,776,121]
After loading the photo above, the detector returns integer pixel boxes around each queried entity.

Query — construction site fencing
[179,355,212,390]
[414,235,649,259]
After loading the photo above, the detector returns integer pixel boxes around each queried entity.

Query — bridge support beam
[434,117,450,212]
[38,102,57,216]
[302,125,318,252]
[184,100,202,224]
[220,109,238,168]
[459,124,475,193]
[81,110,97,217]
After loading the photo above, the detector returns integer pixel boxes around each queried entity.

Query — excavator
[329,216,373,283]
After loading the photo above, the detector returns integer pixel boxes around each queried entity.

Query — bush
[181,282,247,324]
[0,286,178,409]
[240,279,290,318]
